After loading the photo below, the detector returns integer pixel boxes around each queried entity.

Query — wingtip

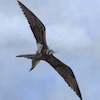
[17,0,20,3]
[17,0,19,3]
[77,89,82,100]
[17,0,22,6]
[80,95,82,100]
[17,0,21,7]
[78,92,82,100]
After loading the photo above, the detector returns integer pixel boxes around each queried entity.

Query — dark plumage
[16,1,82,100]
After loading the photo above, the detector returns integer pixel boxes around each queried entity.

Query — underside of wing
[18,1,47,47]
[45,55,82,100]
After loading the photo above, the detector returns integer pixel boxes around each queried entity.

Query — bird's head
[46,49,55,55]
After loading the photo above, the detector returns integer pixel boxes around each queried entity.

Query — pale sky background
[0,0,100,100]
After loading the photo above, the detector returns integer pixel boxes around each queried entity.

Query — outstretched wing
[45,55,82,100]
[18,1,47,48]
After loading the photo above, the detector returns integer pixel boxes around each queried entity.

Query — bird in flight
[17,1,82,100]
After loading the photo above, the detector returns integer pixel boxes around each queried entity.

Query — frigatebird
[17,1,82,100]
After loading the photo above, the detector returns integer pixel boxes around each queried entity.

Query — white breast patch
[37,43,43,53]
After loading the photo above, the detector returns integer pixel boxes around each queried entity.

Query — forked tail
[16,54,36,59]
[16,54,40,71]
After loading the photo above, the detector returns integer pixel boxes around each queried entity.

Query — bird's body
[17,1,82,100]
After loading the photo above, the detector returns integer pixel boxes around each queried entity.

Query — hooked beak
[49,51,57,55]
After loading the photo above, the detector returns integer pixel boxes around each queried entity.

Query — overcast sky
[0,0,100,100]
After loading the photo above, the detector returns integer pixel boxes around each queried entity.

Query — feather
[18,1,47,48]
[16,54,35,59]
[30,60,40,71]
[45,55,82,100]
